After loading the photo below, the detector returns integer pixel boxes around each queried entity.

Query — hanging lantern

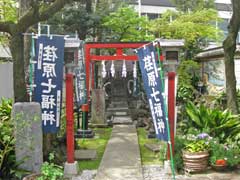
[110,61,115,77]
[122,60,127,78]
[102,61,107,78]
[133,61,137,79]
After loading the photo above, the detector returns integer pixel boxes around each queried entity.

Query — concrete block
[64,161,78,178]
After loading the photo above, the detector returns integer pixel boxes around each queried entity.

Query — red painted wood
[91,62,95,89]
[85,46,91,99]
[167,72,176,160]
[66,74,75,163]
[81,104,89,112]
[90,55,138,61]
[116,48,123,56]
[85,42,146,49]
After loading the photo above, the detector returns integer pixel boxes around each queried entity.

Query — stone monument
[91,89,105,124]
[12,102,43,173]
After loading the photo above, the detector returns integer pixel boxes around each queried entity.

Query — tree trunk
[223,0,240,114]
[10,33,28,102]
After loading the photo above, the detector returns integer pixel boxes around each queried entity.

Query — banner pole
[156,45,176,180]
[29,35,35,102]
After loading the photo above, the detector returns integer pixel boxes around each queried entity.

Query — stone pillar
[91,89,105,124]
[12,102,43,173]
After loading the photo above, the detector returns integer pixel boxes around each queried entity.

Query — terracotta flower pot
[22,173,41,180]
[211,164,227,171]
[182,150,209,173]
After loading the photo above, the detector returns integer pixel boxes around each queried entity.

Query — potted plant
[182,133,211,173]
[209,140,227,171]
[209,138,240,170]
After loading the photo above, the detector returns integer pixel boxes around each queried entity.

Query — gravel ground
[71,165,240,180]
[72,170,97,180]
[72,165,171,180]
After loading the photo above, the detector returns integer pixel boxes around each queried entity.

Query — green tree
[150,9,220,58]
[0,0,79,102]
[102,6,154,41]
[223,0,240,114]
[0,0,17,43]
[170,0,215,12]
[47,0,122,41]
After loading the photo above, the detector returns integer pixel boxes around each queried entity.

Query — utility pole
[138,0,141,17]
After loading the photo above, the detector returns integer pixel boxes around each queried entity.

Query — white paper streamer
[102,61,107,78]
[122,60,127,77]
[110,61,115,77]
[133,61,137,78]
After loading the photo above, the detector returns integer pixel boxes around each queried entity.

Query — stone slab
[74,149,97,160]
[88,123,109,128]
[113,116,132,124]
[144,143,160,152]
[12,102,43,173]
[115,111,128,116]
[95,125,143,180]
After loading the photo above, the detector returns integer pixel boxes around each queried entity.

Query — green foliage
[0,99,16,178]
[48,3,100,38]
[174,136,185,171]
[0,0,17,43]
[224,146,240,168]
[185,101,240,142]
[209,140,226,165]
[137,128,165,165]
[0,0,17,22]
[150,9,221,58]
[214,89,240,111]
[184,133,210,153]
[209,139,240,167]
[37,153,63,180]
[185,140,209,152]
[170,0,215,12]
[177,60,200,104]
[102,6,154,41]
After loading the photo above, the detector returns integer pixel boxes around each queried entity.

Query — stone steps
[112,116,132,124]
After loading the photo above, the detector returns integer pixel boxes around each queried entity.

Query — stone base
[147,131,156,139]
[164,160,172,175]
[75,129,95,138]
[75,149,97,160]
[64,161,78,178]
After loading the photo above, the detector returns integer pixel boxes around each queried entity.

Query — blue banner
[34,36,64,133]
[75,61,87,106]
[136,43,168,141]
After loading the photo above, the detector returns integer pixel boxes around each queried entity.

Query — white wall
[215,0,231,4]
[0,62,14,102]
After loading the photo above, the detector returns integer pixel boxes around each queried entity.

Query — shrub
[0,98,16,178]
[37,153,64,180]
[185,101,240,142]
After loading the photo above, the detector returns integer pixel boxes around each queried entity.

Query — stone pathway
[94,124,143,180]
[71,122,240,180]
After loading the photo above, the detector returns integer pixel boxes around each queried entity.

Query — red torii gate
[84,42,147,98]
[83,42,176,160]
